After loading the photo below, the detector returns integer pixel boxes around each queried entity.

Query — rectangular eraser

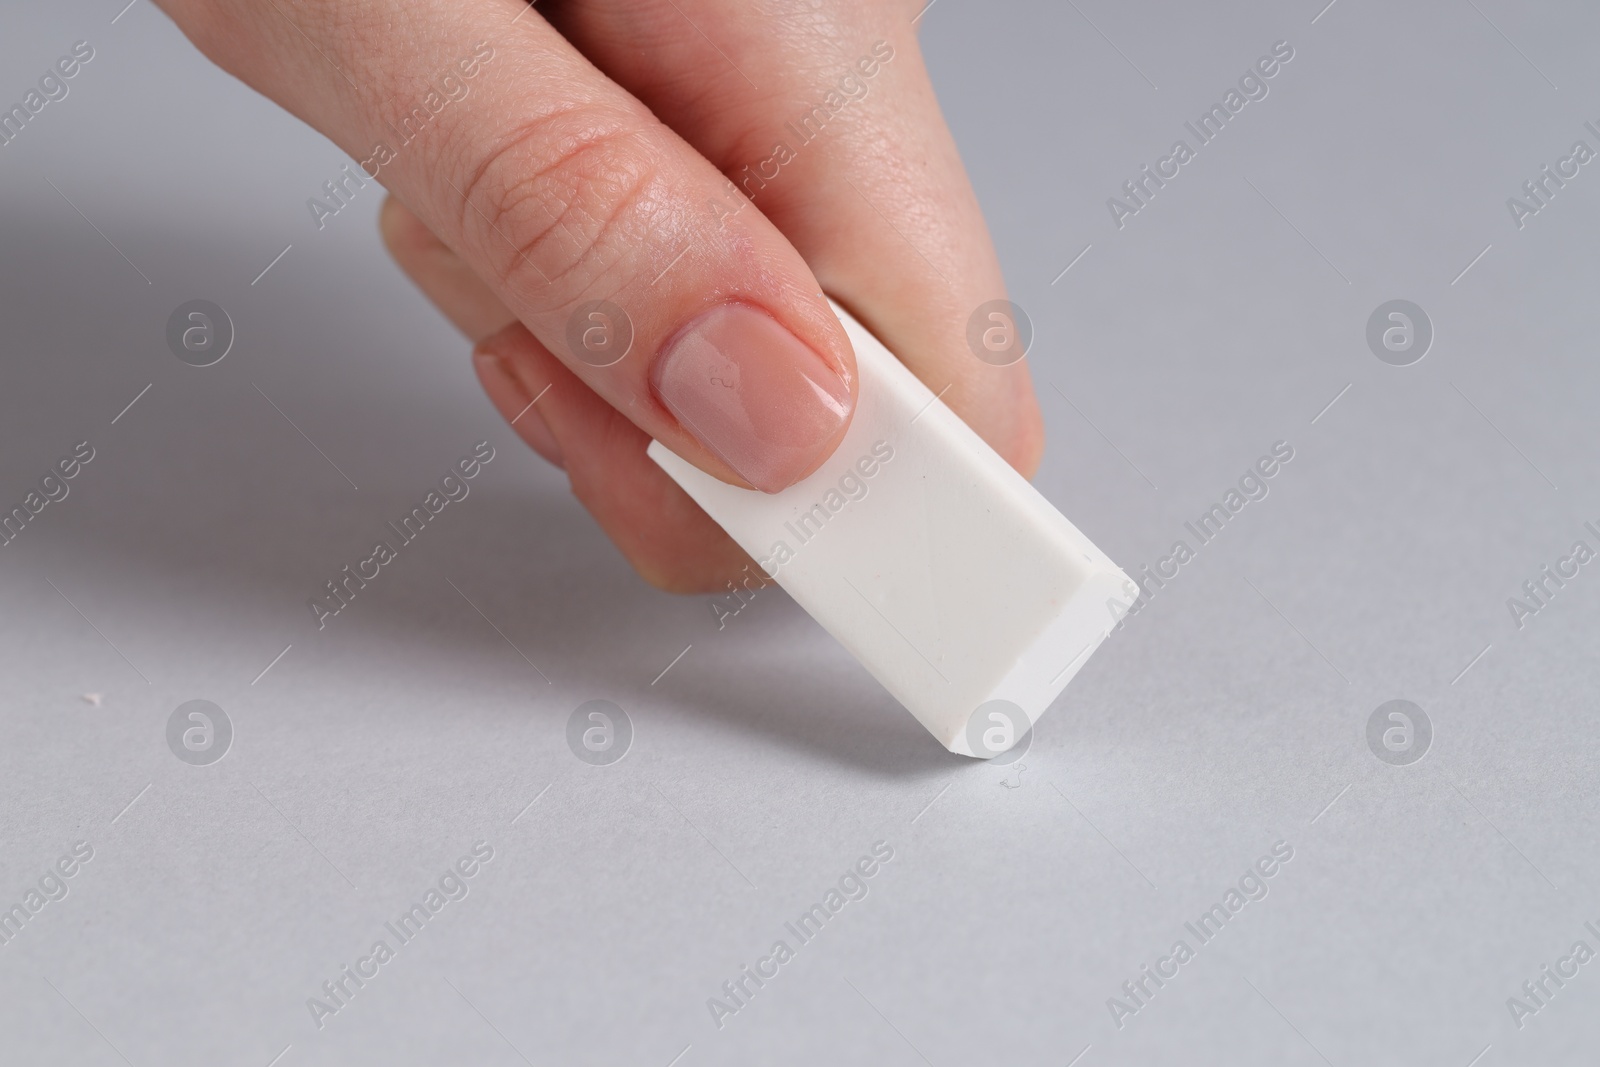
[647,301,1135,757]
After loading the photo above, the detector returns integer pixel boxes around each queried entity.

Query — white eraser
[647,302,1134,757]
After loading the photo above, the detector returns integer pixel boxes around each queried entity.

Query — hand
[157,0,1044,591]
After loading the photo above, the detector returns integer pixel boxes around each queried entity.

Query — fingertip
[472,349,564,469]
[651,301,856,494]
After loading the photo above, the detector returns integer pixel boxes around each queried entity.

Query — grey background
[2,0,1597,1064]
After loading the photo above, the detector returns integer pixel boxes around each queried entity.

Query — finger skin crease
[454,114,665,305]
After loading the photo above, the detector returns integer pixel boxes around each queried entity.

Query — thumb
[158,0,858,491]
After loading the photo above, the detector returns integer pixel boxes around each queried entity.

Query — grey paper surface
[3,1,1598,1064]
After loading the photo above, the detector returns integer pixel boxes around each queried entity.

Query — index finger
[543,0,1046,474]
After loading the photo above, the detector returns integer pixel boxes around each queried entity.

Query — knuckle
[456,107,664,305]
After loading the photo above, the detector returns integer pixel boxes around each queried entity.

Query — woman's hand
[156,0,1043,591]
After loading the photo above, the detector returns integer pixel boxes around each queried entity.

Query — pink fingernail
[651,303,852,492]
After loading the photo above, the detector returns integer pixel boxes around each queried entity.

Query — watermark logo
[1505,920,1600,1030]
[166,300,233,367]
[1365,699,1431,766]
[1507,525,1600,630]
[1507,122,1599,231]
[1112,441,1295,628]
[166,699,232,766]
[0,440,95,550]
[728,41,895,204]
[712,439,897,631]
[566,700,632,766]
[306,841,494,1030]
[307,442,496,630]
[1106,40,1296,230]
[1365,300,1432,366]
[966,300,1032,367]
[0,40,95,150]
[964,699,1032,761]
[706,839,894,1030]
[1106,840,1294,1029]
[313,42,496,231]
[0,841,94,951]
[565,300,633,367]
